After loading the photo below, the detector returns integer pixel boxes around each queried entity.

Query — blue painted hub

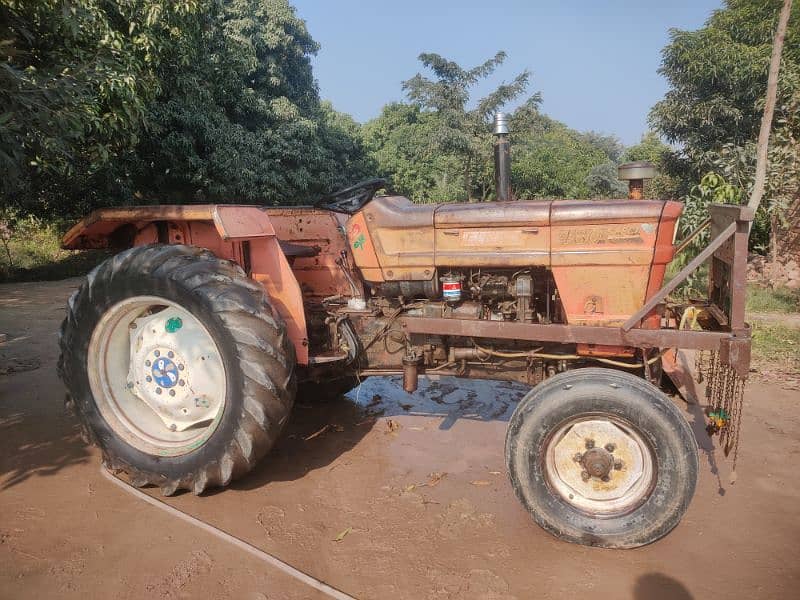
[151,356,179,388]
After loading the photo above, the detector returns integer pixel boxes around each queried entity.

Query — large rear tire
[505,368,698,548]
[58,244,296,495]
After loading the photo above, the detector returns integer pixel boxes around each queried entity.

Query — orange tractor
[58,121,752,548]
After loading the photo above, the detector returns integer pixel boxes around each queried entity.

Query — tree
[362,103,464,202]
[402,51,538,200]
[651,0,800,163]
[585,162,628,198]
[508,103,616,198]
[0,0,205,212]
[2,0,372,215]
[580,131,625,163]
[125,0,370,206]
[650,0,800,252]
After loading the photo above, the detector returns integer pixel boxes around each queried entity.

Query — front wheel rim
[87,295,227,457]
[543,415,656,517]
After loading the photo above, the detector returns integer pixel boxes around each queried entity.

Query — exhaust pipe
[493,113,512,201]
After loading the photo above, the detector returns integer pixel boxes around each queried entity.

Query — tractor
[58,117,752,548]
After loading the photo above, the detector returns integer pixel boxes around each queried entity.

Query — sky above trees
[293,0,722,145]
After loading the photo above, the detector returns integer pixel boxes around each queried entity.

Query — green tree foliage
[651,0,800,157]
[509,103,624,199]
[651,0,800,251]
[580,131,625,163]
[0,0,204,209]
[365,55,625,202]
[2,0,371,215]
[584,162,628,198]
[362,103,464,202]
[127,0,372,205]
[401,51,537,200]
[622,131,670,164]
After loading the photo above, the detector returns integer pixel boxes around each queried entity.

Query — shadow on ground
[0,410,90,491]
[230,374,531,493]
[634,573,694,600]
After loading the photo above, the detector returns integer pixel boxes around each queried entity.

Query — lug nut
[145,360,151,367]
[585,439,595,449]
[614,460,624,471]
[178,364,185,371]
[605,443,616,452]
[155,388,162,395]
[573,453,583,463]
[154,350,160,357]
[168,351,174,358]
[146,376,152,382]
[169,389,176,397]
[178,379,185,386]
[581,470,590,482]
[601,475,610,482]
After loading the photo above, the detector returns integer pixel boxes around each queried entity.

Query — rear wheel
[59,244,296,495]
[505,368,697,548]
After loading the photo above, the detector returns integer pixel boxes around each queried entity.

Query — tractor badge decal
[152,357,179,388]
[350,223,366,250]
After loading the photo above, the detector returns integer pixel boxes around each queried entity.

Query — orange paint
[63,197,684,364]
[88,206,312,364]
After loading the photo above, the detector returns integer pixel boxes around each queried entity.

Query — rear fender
[63,205,308,364]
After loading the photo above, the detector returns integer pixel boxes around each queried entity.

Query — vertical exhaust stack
[493,113,512,201]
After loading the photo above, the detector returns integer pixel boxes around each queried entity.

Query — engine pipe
[493,113,512,201]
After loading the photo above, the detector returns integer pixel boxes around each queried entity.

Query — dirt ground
[2,278,799,600]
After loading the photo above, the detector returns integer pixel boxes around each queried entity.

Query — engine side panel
[550,201,681,326]
[355,196,435,281]
[348,196,682,327]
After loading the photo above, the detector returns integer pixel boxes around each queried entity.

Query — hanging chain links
[702,350,747,472]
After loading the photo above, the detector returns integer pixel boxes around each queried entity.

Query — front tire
[505,368,698,548]
[58,244,296,495]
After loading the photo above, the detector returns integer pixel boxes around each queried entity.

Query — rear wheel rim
[543,415,656,517]
[87,295,227,457]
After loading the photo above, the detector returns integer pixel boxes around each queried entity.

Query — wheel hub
[127,308,223,433]
[151,354,180,388]
[582,447,614,479]
[546,418,654,516]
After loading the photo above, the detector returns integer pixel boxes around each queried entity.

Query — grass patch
[751,323,800,374]
[746,285,800,313]
[0,215,108,283]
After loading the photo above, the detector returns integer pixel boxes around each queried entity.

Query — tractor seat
[278,240,320,258]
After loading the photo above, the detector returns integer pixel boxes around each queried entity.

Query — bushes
[0,211,107,282]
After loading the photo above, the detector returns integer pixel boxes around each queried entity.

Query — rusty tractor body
[59,168,752,548]
[63,194,749,383]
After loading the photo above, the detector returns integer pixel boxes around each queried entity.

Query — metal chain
[704,350,746,472]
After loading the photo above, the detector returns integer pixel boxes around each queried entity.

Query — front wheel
[505,368,698,548]
[58,244,296,495]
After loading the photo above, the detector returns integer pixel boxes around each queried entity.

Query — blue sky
[292,0,722,146]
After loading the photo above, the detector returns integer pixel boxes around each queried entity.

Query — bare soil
[2,278,799,600]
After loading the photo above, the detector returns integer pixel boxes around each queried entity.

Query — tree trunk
[748,0,793,212]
